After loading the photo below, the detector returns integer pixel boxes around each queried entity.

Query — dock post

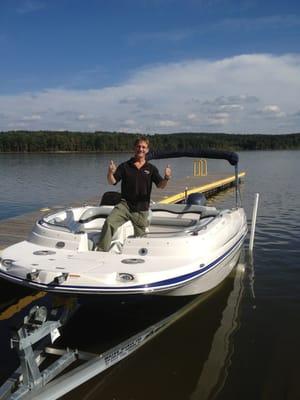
[249,193,260,254]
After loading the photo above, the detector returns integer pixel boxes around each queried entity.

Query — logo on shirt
[144,170,150,174]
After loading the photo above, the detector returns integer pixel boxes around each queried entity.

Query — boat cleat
[26,269,41,281]
[53,272,69,285]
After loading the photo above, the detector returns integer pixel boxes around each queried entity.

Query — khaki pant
[97,200,149,251]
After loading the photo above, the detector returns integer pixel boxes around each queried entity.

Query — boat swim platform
[0,171,245,251]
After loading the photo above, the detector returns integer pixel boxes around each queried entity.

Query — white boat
[0,150,248,296]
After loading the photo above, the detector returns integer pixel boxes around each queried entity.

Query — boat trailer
[0,297,199,400]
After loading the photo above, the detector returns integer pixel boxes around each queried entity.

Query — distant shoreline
[0,131,299,152]
[1,147,300,154]
[0,150,130,154]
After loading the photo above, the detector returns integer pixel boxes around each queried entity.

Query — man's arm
[157,164,171,189]
[107,160,117,184]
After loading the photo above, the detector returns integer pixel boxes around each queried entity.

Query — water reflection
[61,261,248,399]
[0,257,248,400]
[62,265,246,400]
[190,263,246,400]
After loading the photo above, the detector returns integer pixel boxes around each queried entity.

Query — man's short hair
[134,136,149,147]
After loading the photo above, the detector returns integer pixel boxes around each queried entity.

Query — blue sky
[1,0,300,133]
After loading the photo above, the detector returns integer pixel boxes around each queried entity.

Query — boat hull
[162,241,243,296]
[0,233,246,297]
[0,206,247,297]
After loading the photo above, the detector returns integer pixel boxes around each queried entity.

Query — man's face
[134,141,149,158]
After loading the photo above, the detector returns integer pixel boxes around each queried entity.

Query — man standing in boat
[97,136,171,251]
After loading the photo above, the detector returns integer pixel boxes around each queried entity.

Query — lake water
[0,150,299,399]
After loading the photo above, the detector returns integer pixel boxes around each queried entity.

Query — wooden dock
[0,171,245,251]
[151,172,245,204]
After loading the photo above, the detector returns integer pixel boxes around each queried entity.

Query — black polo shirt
[113,158,163,211]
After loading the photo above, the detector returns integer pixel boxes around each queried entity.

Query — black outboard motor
[186,192,206,206]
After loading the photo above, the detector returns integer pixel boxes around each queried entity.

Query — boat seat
[86,220,134,252]
[150,204,219,218]
[78,206,112,224]
[150,216,197,227]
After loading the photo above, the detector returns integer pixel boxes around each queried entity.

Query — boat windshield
[41,209,78,232]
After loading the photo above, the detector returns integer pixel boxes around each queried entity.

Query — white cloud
[187,113,198,120]
[207,112,230,126]
[258,105,286,118]
[22,114,42,121]
[214,112,229,119]
[8,121,27,128]
[1,53,300,133]
[263,105,280,113]
[124,119,137,126]
[220,104,244,111]
[158,120,179,127]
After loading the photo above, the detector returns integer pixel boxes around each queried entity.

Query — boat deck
[0,171,245,250]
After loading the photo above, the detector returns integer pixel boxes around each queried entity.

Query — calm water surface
[0,150,299,399]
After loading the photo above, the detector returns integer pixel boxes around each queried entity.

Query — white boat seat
[150,204,219,218]
[78,206,112,224]
[150,216,197,227]
[86,220,134,252]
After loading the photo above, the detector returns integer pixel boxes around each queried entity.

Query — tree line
[0,130,299,152]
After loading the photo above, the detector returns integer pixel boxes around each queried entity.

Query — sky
[1,0,300,134]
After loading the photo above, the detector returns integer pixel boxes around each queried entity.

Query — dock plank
[151,172,244,203]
